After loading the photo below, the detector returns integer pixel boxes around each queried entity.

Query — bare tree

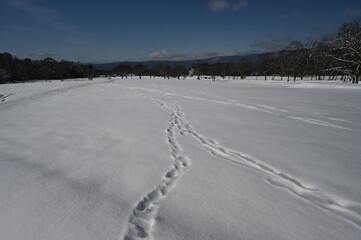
[330,19,361,83]
[256,56,272,80]
[285,41,307,82]
[114,63,132,79]
[192,62,208,80]
[172,65,187,79]
[88,64,94,80]
[154,63,171,79]
[0,69,10,83]
[134,64,147,79]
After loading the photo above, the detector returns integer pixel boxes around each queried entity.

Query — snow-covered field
[1,77,361,240]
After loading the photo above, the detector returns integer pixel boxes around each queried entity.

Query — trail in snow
[176,113,361,229]
[0,93,15,103]
[0,79,116,112]
[125,85,361,232]
[327,117,361,126]
[127,86,353,131]
[122,91,190,240]
[0,82,92,111]
[171,92,353,130]
[288,116,352,130]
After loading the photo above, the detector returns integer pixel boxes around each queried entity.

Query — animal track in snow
[0,79,116,112]
[126,86,352,131]
[288,116,352,130]
[157,89,361,230]
[123,86,361,236]
[0,83,92,111]
[122,93,190,240]
[172,106,361,228]
[0,93,15,103]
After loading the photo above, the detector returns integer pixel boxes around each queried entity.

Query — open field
[1,77,361,240]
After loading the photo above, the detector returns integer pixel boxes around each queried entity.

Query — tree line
[252,18,360,84]
[1,19,360,84]
[112,62,189,80]
[190,19,360,84]
[0,53,93,84]
[111,19,360,84]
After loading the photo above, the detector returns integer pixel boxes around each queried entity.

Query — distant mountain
[92,52,277,71]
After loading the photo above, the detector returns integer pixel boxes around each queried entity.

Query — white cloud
[149,50,174,59]
[7,0,74,32]
[250,33,336,51]
[304,32,335,43]
[209,0,248,12]
[209,0,229,12]
[341,9,361,17]
[149,50,254,61]
[250,36,294,50]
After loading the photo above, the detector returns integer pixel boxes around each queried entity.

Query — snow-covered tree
[331,19,361,83]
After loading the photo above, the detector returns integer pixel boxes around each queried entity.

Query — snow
[1,77,361,240]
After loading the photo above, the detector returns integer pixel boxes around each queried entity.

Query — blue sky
[1,0,361,63]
